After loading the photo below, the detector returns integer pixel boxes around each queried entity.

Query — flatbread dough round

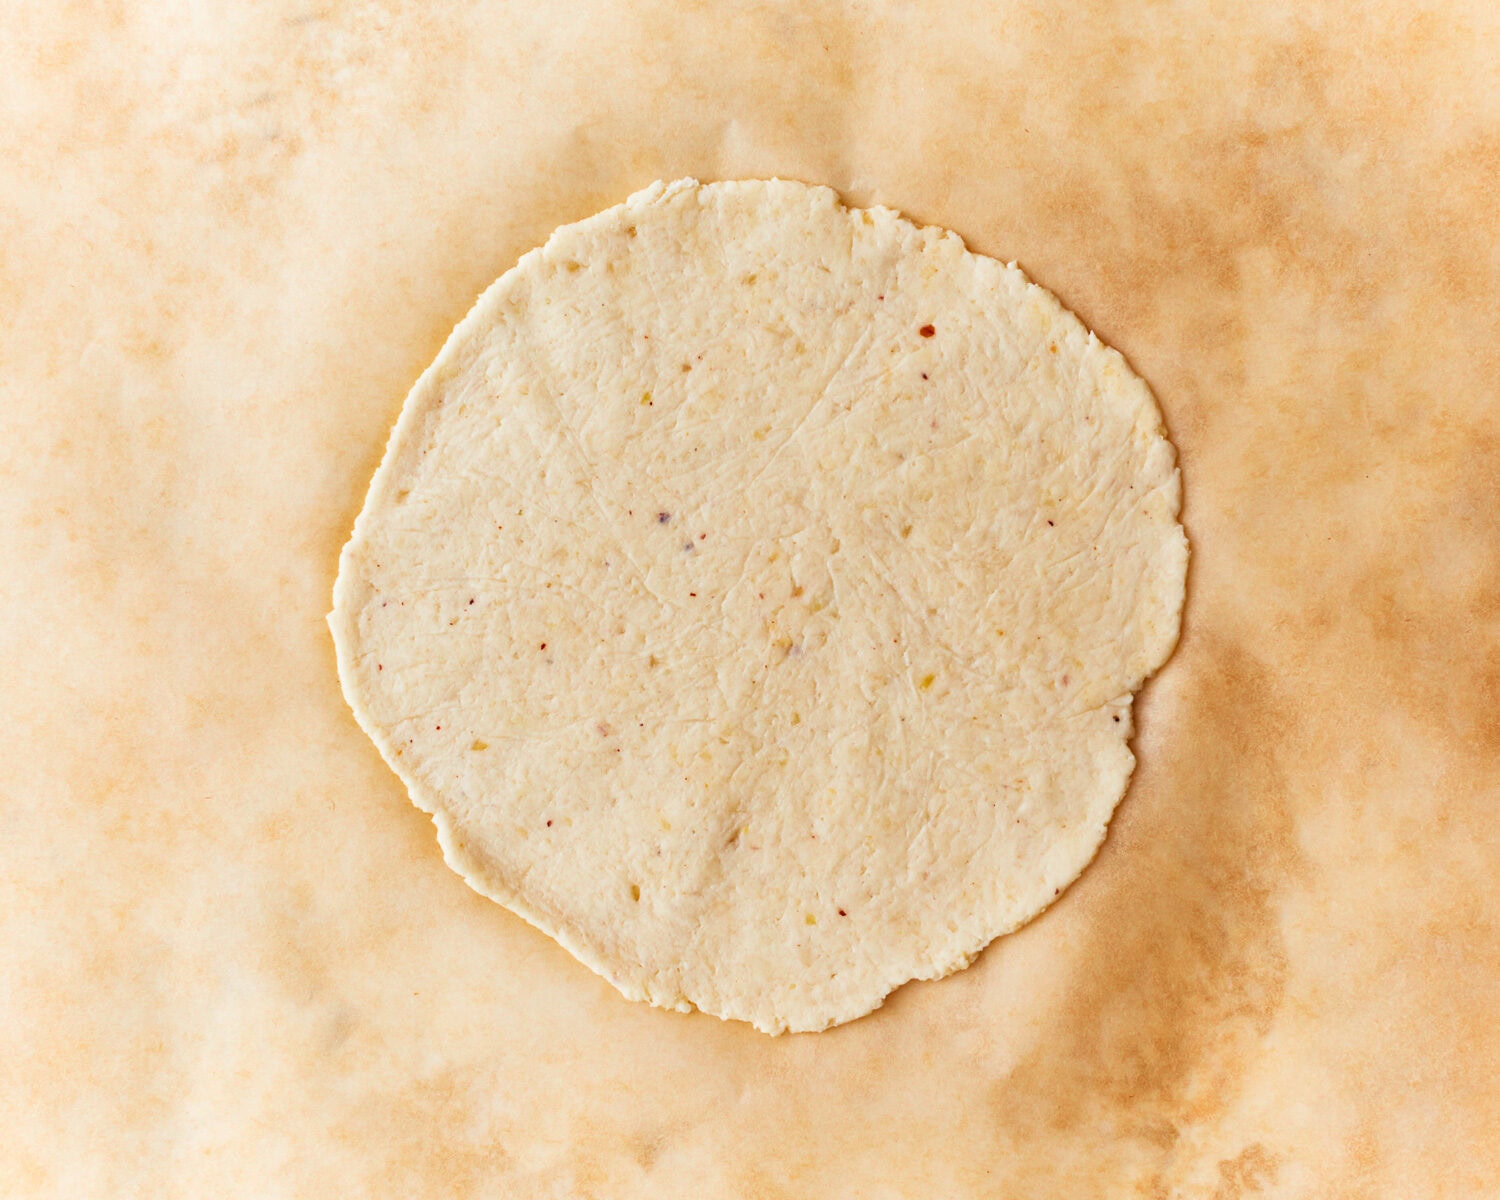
[330,179,1188,1034]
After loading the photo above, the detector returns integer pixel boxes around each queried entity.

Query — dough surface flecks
[330,178,1188,1034]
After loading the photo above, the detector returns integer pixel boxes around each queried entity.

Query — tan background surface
[4,2,1498,1196]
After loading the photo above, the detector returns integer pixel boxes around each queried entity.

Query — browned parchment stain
[5,0,1500,1197]
[973,631,1295,1197]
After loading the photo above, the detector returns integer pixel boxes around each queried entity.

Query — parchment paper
[4,2,1498,1196]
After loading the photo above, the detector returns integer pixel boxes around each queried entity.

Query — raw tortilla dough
[330,178,1187,1034]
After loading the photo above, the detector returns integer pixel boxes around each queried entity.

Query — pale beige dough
[330,178,1187,1034]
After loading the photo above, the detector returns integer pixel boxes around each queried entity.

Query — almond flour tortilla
[329,178,1187,1034]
